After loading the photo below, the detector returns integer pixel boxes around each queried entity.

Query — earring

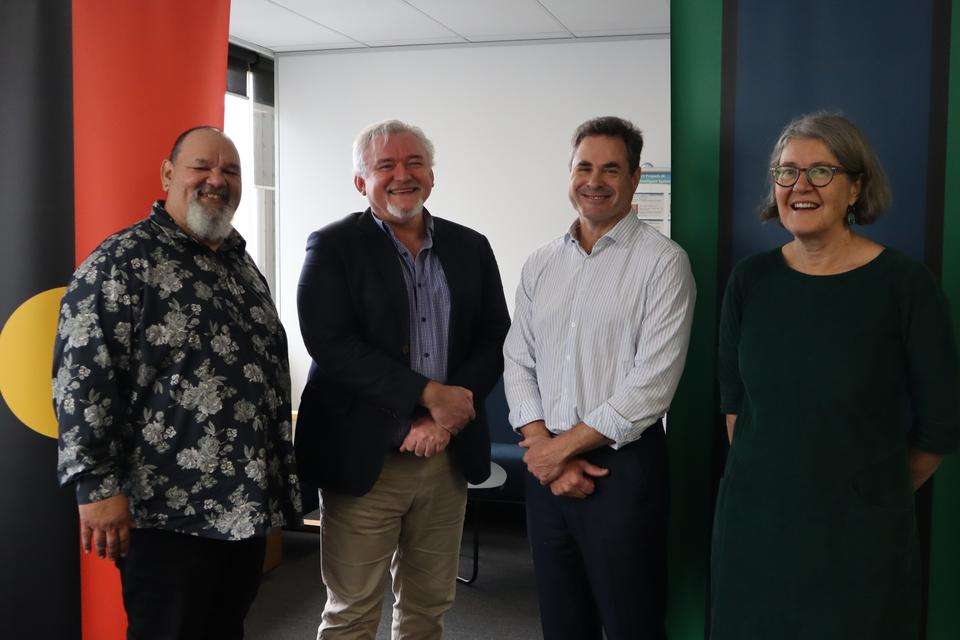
[846,205,856,225]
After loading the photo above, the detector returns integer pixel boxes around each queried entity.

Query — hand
[519,434,569,485]
[725,414,737,444]
[420,381,475,433]
[78,493,133,560]
[549,458,610,499]
[908,448,943,490]
[400,416,451,457]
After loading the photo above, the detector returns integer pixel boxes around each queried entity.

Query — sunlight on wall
[224,91,260,266]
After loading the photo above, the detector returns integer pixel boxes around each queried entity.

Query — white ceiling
[229,0,669,53]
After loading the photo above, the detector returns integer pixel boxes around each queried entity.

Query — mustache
[194,185,230,200]
[387,180,422,192]
[578,188,613,196]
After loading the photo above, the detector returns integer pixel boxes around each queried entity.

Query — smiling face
[355,132,434,223]
[568,135,641,227]
[775,137,861,240]
[161,129,241,247]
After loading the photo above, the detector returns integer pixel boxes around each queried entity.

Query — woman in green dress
[712,112,960,639]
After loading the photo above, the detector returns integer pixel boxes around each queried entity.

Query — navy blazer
[295,209,510,496]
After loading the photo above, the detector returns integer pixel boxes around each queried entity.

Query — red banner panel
[73,0,230,262]
[71,2,230,637]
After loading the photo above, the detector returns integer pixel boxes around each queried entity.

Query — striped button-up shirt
[503,213,695,448]
[373,212,450,383]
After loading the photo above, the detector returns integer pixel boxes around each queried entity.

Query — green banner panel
[668,2,724,637]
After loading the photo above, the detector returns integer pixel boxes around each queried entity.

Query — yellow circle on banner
[0,287,66,439]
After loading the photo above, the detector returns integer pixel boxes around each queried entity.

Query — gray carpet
[246,504,543,639]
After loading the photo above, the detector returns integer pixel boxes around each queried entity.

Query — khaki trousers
[318,451,467,640]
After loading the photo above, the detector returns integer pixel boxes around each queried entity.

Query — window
[224,44,277,297]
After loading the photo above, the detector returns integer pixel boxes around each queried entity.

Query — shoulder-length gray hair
[760,111,891,225]
[352,119,435,176]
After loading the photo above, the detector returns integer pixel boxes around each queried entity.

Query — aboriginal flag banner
[0,1,230,637]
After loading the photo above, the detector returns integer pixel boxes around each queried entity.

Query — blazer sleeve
[444,235,511,402]
[297,230,428,416]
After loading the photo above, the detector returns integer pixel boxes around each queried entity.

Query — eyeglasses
[771,165,854,188]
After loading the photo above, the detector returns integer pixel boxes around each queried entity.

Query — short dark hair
[168,125,223,162]
[571,116,644,173]
[760,111,891,225]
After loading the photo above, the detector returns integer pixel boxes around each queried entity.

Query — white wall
[277,37,670,403]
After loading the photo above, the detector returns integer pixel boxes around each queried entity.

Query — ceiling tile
[274,0,465,45]
[406,0,570,41]
[270,42,366,52]
[540,0,669,36]
[230,0,359,49]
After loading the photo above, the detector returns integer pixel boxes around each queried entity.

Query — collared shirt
[54,202,301,540]
[372,211,450,383]
[503,213,696,449]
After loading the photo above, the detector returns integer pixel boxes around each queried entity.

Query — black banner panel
[0,1,80,637]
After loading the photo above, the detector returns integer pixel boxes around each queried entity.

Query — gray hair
[352,119,435,176]
[760,111,891,225]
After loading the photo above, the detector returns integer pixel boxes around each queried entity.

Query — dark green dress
[712,248,960,639]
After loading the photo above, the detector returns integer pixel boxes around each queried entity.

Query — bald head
[168,125,227,162]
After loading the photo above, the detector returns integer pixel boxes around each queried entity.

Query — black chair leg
[458,501,480,585]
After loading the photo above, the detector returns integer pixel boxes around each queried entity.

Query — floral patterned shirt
[54,202,302,540]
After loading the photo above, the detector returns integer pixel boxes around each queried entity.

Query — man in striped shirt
[503,116,695,640]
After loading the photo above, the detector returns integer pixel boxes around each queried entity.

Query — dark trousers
[525,422,668,640]
[116,528,266,640]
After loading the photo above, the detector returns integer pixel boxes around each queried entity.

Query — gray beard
[186,199,235,245]
[386,199,423,221]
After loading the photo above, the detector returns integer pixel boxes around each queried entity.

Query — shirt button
[570,321,577,328]
[421,317,426,322]
[424,352,430,358]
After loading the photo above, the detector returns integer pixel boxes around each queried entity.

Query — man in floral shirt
[54,126,301,639]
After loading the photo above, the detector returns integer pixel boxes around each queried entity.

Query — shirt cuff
[910,419,960,454]
[508,400,545,433]
[719,392,742,415]
[583,403,634,450]
[75,474,123,505]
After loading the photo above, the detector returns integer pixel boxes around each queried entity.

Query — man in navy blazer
[296,119,510,639]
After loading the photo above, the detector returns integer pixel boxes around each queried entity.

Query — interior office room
[1,1,958,639]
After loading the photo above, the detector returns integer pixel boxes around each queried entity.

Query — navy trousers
[117,528,266,640]
[525,422,668,640]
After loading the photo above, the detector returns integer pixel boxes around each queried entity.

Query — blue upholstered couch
[484,378,525,503]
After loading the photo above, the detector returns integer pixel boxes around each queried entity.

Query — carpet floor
[246,503,543,639]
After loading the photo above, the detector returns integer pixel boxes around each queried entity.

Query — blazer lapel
[431,219,465,360]
[357,210,410,343]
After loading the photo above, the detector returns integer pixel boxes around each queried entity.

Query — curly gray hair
[352,119,435,176]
